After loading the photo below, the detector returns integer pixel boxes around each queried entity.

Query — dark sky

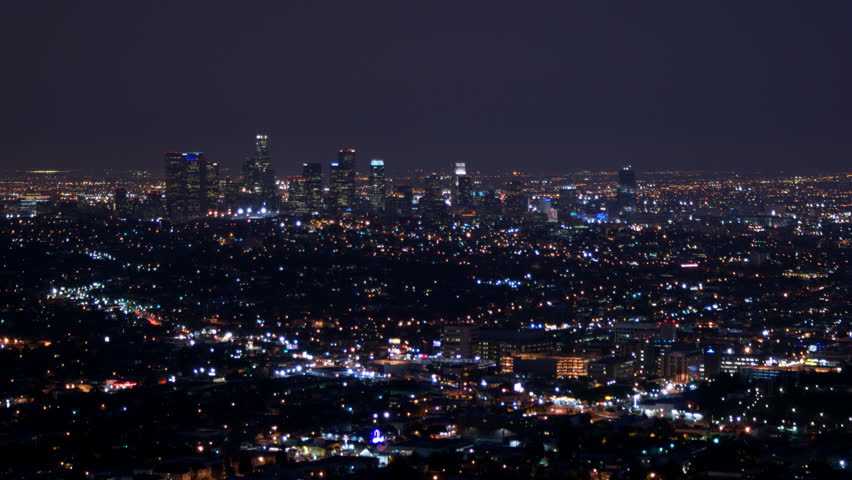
[2,1,851,175]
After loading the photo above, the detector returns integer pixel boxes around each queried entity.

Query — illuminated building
[287,176,309,213]
[587,357,635,381]
[302,162,323,212]
[242,132,277,208]
[455,176,472,208]
[612,322,658,342]
[720,353,761,375]
[441,325,477,359]
[660,349,702,383]
[204,159,220,211]
[421,174,445,217]
[329,148,357,214]
[557,185,578,215]
[616,165,637,216]
[165,152,219,219]
[508,354,597,379]
[368,159,386,213]
[453,162,467,176]
[475,329,554,364]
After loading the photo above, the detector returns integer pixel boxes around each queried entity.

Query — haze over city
[2,1,852,173]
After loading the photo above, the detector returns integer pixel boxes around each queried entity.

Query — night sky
[2,1,851,175]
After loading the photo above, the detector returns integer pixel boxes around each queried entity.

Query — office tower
[302,163,323,213]
[204,160,220,211]
[557,185,578,215]
[617,165,637,216]
[329,147,356,214]
[222,175,239,210]
[368,159,386,213]
[287,177,309,214]
[165,152,218,219]
[503,179,527,216]
[456,175,473,208]
[441,325,478,359]
[451,162,472,209]
[242,133,277,208]
[421,174,446,216]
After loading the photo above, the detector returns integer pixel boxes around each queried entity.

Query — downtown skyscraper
[616,165,637,216]
[328,148,356,214]
[302,162,323,213]
[242,133,277,208]
[165,152,219,219]
[368,159,386,213]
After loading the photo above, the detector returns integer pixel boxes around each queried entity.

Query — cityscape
[2,2,851,480]
[0,140,849,479]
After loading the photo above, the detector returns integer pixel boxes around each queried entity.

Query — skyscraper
[204,160,220,212]
[452,162,472,209]
[329,148,356,214]
[242,133,277,208]
[617,165,637,216]
[287,176,309,214]
[368,159,386,213]
[301,163,323,213]
[557,185,578,215]
[421,174,446,217]
[456,176,473,208]
[165,152,219,219]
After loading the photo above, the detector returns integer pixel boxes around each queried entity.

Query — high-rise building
[287,176,309,214]
[557,185,578,215]
[617,165,637,216]
[455,176,473,208]
[421,174,446,217]
[242,133,277,208]
[204,160,219,211]
[302,163,323,213]
[368,159,386,213]
[452,162,472,209]
[329,148,357,214]
[165,152,219,219]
